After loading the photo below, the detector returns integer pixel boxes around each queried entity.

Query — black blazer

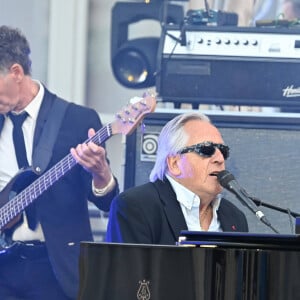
[0,88,118,298]
[106,178,248,245]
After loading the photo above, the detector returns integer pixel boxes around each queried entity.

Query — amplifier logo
[140,132,159,162]
[137,279,151,300]
[283,85,300,98]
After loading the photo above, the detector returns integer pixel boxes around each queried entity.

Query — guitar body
[0,168,38,230]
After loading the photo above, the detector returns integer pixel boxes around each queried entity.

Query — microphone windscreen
[217,170,235,188]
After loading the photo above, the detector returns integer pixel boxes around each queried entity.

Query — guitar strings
[1,99,155,228]
[0,125,112,229]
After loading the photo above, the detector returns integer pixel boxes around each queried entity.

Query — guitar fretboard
[0,123,112,229]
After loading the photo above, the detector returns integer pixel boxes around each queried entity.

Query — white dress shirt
[166,174,222,232]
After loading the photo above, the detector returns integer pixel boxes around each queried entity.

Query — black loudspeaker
[158,57,300,107]
[124,110,300,234]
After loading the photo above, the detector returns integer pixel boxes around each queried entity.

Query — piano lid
[178,231,300,250]
[79,241,300,300]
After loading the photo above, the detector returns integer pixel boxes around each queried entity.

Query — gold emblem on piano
[137,279,151,300]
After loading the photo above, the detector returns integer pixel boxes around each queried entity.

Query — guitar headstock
[112,92,157,136]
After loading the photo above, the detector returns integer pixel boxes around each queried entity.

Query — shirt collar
[23,80,44,121]
[166,174,222,211]
[8,80,44,121]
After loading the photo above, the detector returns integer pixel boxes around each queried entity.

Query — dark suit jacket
[106,178,248,245]
[0,87,118,299]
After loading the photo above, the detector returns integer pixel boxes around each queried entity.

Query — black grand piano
[78,232,300,300]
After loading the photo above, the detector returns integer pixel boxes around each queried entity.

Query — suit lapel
[154,179,188,240]
[217,200,238,232]
[33,87,56,149]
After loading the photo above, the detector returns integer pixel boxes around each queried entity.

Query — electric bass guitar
[0,94,156,250]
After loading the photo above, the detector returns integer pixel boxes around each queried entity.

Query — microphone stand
[233,188,279,234]
[247,194,300,218]
[245,191,300,234]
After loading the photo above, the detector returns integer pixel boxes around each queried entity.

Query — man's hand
[70,128,113,188]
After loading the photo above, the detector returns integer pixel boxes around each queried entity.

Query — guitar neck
[1,93,157,230]
[0,124,112,229]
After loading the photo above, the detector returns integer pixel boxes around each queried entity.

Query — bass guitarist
[0,25,119,300]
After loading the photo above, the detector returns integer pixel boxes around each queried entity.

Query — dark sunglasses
[178,141,230,160]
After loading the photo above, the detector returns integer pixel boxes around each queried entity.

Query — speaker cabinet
[158,57,300,108]
[125,110,300,234]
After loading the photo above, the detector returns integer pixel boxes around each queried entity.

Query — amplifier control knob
[215,38,221,44]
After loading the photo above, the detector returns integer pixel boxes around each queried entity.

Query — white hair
[149,112,210,182]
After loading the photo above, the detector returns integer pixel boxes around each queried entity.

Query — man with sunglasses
[106,112,248,244]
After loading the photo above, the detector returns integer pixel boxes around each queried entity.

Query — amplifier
[156,25,300,108]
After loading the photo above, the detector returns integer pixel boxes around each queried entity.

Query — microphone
[217,170,274,228]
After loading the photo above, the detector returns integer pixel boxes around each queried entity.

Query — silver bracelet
[92,174,115,196]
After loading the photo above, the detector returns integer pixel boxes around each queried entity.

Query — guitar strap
[32,97,69,174]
